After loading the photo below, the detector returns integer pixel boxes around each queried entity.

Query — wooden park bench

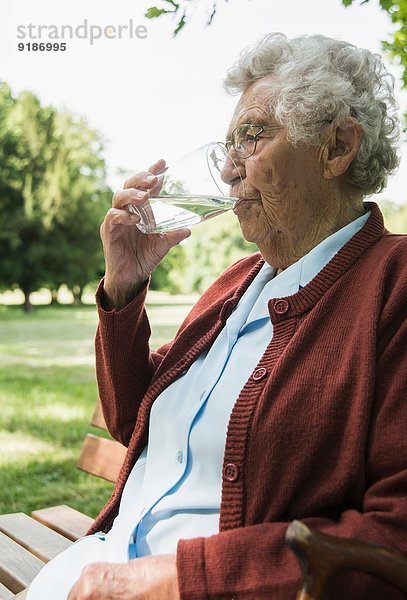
[1,402,406,599]
[0,400,126,599]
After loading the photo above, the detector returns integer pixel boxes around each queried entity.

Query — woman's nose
[220,153,245,186]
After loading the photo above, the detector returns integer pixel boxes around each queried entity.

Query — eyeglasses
[223,123,284,159]
[222,120,334,160]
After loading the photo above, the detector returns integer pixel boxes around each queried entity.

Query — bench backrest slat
[77,434,127,483]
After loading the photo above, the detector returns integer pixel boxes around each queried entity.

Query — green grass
[0,297,195,517]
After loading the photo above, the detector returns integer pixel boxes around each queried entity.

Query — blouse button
[274,299,289,315]
[252,367,267,381]
[223,463,239,482]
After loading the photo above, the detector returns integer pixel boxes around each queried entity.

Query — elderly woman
[27,33,406,600]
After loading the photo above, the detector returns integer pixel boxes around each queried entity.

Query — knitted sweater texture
[91,203,407,599]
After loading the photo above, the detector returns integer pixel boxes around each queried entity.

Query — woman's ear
[323,119,362,179]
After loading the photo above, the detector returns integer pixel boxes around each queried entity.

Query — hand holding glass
[127,143,238,234]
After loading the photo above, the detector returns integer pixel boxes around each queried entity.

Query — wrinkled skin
[67,556,179,600]
[221,77,365,268]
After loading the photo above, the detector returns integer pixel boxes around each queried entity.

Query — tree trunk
[72,285,83,306]
[22,287,32,313]
[50,289,59,304]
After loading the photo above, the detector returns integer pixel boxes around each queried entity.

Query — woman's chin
[237,219,259,244]
[238,216,271,245]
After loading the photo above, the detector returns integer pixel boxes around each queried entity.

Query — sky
[1,0,406,204]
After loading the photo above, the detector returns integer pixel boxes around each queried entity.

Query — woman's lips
[233,198,261,211]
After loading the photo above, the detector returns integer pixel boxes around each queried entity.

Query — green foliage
[380,199,407,231]
[0,84,51,308]
[151,211,257,294]
[145,0,183,35]
[182,211,257,293]
[174,12,187,35]
[145,7,170,18]
[145,0,221,35]
[0,83,111,311]
[150,243,188,292]
[342,0,407,87]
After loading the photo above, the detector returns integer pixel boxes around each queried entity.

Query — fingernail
[146,174,156,182]
[136,190,146,198]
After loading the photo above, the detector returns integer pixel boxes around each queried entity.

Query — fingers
[148,158,166,174]
[163,227,192,246]
[67,562,111,600]
[118,160,167,213]
[123,159,167,191]
[113,182,163,210]
[112,188,148,210]
[101,209,191,243]
[123,170,157,191]
[101,208,140,238]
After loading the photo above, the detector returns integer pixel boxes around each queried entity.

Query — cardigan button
[252,367,267,381]
[223,463,239,482]
[273,299,289,315]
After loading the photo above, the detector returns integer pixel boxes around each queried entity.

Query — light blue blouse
[105,212,370,561]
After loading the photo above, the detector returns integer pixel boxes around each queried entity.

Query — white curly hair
[224,33,400,196]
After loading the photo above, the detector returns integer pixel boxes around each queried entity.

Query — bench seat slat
[31,505,93,542]
[0,533,44,594]
[0,581,13,600]
[0,513,71,563]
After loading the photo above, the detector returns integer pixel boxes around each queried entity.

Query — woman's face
[223,78,332,267]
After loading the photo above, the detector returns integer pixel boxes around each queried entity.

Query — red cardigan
[91,202,407,599]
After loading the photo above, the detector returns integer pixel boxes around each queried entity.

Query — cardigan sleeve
[176,295,407,600]
[94,278,173,446]
[94,254,261,448]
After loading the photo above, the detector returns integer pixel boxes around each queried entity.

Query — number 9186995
[18,42,67,51]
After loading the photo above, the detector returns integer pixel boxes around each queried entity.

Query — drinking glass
[127,143,239,234]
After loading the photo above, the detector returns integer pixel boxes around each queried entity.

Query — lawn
[0,294,196,518]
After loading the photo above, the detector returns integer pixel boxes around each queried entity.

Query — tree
[0,84,21,297]
[42,111,111,304]
[0,86,56,312]
[0,84,111,311]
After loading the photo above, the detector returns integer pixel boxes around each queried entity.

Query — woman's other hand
[67,554,180,600]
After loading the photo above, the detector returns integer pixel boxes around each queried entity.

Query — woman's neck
[260,194,365,270]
